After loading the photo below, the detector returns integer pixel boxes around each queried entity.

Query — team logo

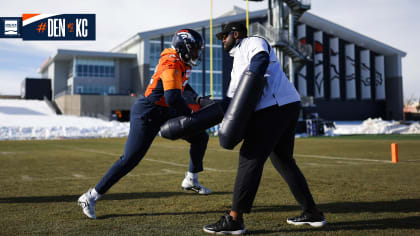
[176,30,195,43]
[185,69,191,78]
[22,14,95,40]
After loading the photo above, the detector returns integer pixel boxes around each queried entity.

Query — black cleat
[287,211,326,227]
[203,212,246,235]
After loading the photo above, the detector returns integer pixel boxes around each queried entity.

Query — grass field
[0,136,419,235]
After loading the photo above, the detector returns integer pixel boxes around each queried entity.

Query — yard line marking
[145,158,188,168]
[294,154,393,163]
[0,152,22,155]
[13,175,97,182]
[72,174,86,178]
[21,175,33,181]
[154,143,393,164]
[145,159,227,172]
[55,145,234,172]
[128,169,185,176]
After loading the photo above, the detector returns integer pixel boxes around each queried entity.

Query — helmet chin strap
[188,59,198,67]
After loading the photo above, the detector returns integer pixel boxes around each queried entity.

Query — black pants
[232,102,316,213]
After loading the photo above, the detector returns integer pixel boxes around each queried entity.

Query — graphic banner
[0,14,95,40]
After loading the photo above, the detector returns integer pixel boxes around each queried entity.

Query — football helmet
[172,29,203,67]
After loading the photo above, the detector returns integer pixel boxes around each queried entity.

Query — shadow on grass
[98,210,224,219]
[0,191,232,204]
[278,216,420,233]
[98,199,420,229]
[251,198,420,214]
[245,216,420,235]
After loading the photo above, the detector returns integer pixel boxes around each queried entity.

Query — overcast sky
[0,0,419,102]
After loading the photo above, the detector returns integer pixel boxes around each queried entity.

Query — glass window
[88,65,94,76]
[105,66,110,77]
[204,26,223,99]
[94,65,99,77]
[74,57,115,78]
[110,66,115,77]
[99,65,104,77]
[82,65,88,77]
[76,65,82,76]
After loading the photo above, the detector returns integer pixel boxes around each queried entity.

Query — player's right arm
[161,68,192,116]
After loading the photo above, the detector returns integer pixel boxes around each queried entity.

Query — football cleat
[203,212,246,235]
[287,211,326,227]
[77,189,97,219]
[181,172,212,195]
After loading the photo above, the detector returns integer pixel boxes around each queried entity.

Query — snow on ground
[0,99,419,140]
[332,119,420,135]
[0,99,129,140]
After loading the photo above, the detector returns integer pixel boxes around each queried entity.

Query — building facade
[39,7,406,121]
[38,49,139,118]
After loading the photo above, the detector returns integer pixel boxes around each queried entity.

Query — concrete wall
[55,94,81,116]
[138,64,150,94]
[385,55,404,120]
[53,61,70,98]
[131,64,141,95]
[48,63,55,97]
[55,94,137,119]
[118,59,135,95]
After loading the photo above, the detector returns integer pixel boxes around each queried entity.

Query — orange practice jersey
[144,48,193,108]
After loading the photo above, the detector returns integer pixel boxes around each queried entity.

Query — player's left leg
[78,103,168,219]
[269,102,326,227]
[182,131,211,194]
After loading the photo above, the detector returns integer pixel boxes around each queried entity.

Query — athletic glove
[195,95,214,108]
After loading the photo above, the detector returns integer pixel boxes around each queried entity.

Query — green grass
[0,136,419,235]
[309,134,420,141]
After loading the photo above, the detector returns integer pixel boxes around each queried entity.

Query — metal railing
[297,0,311,6]
[249,22,312,59]
[284,0,311,9]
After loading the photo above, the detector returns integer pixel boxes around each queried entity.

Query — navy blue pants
[231,102,316,213]
[95,99,209,195]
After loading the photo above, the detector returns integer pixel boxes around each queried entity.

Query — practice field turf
[0,136,419,235]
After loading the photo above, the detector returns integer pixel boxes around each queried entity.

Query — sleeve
[164,89,192,116]
[160,68,183,91]
[249,51,270,78]
[246,37,270,63]
[184,83,199,102]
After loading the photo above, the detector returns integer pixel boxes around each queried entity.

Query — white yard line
[11,145,399,183]
[54,144,394,175]
[294,154,393,163]
[72,174,86,178]
[154,143,393,164]
[55,145,234,172]
[0,152,23,155]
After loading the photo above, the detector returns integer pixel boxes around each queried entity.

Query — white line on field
[154,143,393,164]
[294,154,393,163]
[21,175,33,181]
[72,174,86,178]
[54,144,393,170]
[0,152,22,155]
[55,145,234,172]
